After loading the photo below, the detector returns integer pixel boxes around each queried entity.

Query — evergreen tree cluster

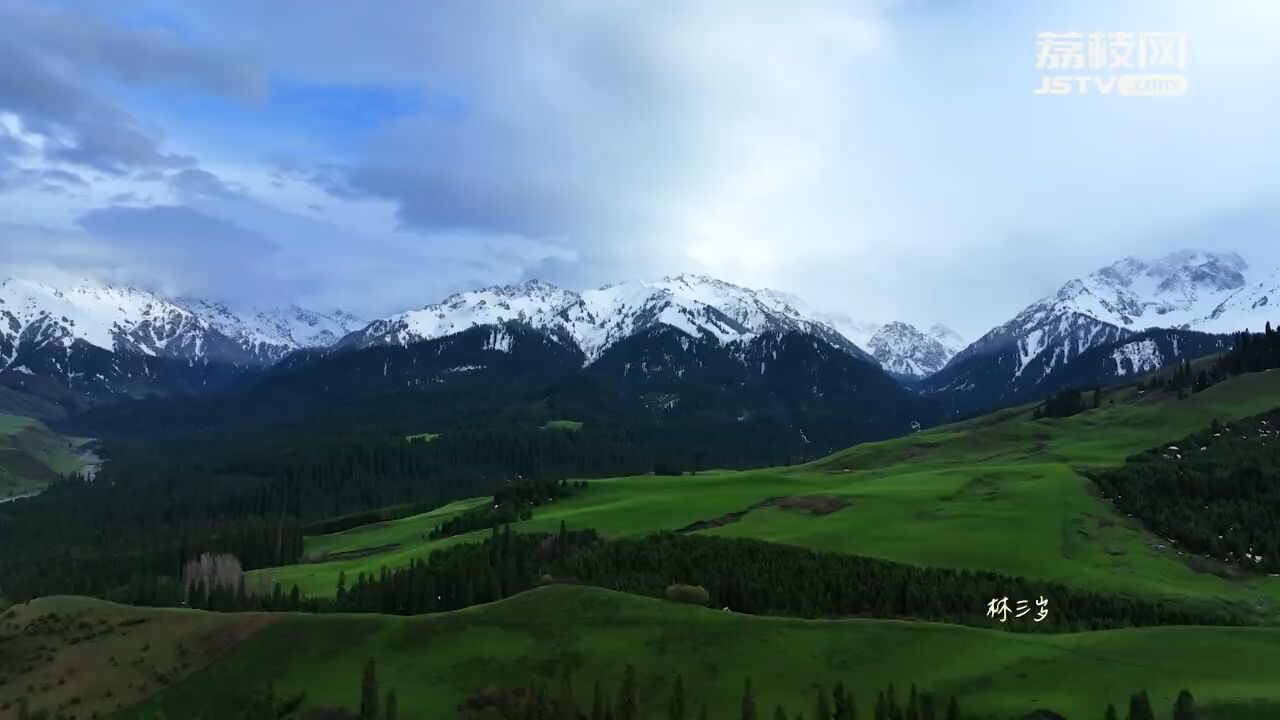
[0,425,642,603]
[1093,409,1280,573]
[1138,325,1280,400]
[1033,387,1089,419]
[429,479,586,540]
[320,530,1241,630]
[451,663,1202,720]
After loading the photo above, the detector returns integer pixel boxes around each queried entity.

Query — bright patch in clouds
[0,0,1277,335]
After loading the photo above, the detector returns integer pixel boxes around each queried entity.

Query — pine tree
[874,691,887,720]
[384,689,399,720]
[593,680,606,720]
[742,678,758,720]
[831,682,851,720]
[618,665,640,720]
[906,684,919,720]
[814,684,831,720]
[1128,691,1154,720]
[558,665,577,720]
[1104,703,1118,720]
[1173,690,1196,720]
[774,707,789,720]
[361,658,380,720]
[919,692,935,720]
[669,673,687,720]
[945,696,960,720]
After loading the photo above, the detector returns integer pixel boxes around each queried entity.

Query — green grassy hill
[0,413,92,501]
[253,371,1280,618]
[14,370,1280,718]
[5,585,1267,720]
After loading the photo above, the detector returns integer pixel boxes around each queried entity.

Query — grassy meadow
[251,370,1280,618]
[0,596,276,720]
[0,413,91,500]
[114,585,1280,720]
[14,368,1278,718]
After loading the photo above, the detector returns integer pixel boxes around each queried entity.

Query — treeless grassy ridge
[0,596,275,720]
[117,585,1280,720]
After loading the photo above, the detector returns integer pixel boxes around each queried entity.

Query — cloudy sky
[2,0,1278,336]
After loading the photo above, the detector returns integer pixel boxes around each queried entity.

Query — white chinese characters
[986,596,1049,623]
[1033,31,1187,96]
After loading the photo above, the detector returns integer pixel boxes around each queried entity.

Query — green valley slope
[0,413,92,501]
[9,585,1268,720]
[252,371,1280,618]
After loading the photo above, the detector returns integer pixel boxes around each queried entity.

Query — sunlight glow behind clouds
[0,0,1277,335]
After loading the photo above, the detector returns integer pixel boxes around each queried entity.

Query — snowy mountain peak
[866,321,963,378]
[1,276,208,362]
[344,275,874,364]
[1068,250,1250,329]
[174,297,364,362]
[0,275,364,379]
[1201,267,1279,333]
[946,248,1273,392]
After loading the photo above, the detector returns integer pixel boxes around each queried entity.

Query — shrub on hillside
[664,584,710,606]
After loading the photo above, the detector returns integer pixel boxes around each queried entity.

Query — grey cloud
[40,169,86,187]
[0,1,265,101]
[168,168,244,200]
[78,204,276,254]
[273,160,363,199]
[0,0,262,176]
[46,122,194,175]
[76,204,283,301]
[345,165,584,238]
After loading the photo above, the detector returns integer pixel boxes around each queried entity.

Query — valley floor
[9,371,1280,719]
[0,413,92,501]
[251,371,1280,620]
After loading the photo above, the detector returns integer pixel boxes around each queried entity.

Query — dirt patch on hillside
[768,495,850,515]
[677,495,850,532]
[307,542,400,563]
[678,508,756,532]
[192,613,279,657]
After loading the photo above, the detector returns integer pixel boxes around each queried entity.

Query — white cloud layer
[1,0,1279,334]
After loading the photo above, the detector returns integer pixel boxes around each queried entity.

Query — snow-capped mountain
[178,298,363,363]
[865,322,966,378]
[752,293,963,379]
[0,277,367,410]
[948,250,1252,379]
[1197,267,1279,334]
[0,277,251,367]
[922,249,1274,416]
[342,275,873,363]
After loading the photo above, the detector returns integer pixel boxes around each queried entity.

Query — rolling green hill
[252,371,1280,618]
[0,413,92,501]
[6,585,1276,720]
[10,369,1280,719]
